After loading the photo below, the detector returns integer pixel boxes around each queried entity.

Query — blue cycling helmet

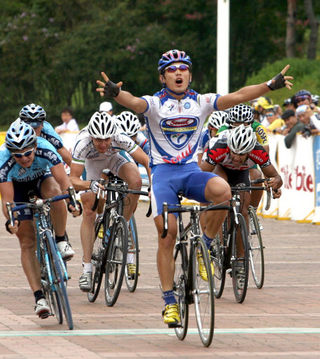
[158,49,192,73]
[293,89,312,108]
[19,103,46,123]
[5,119,37,151]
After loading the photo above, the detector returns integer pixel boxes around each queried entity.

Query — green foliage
[245,58,320,106]
[0,0,318,127]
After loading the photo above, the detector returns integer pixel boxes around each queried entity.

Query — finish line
[0,327,319,338]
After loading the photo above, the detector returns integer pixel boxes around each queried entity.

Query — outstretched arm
[96,72,148,114]
[217,65,294,110]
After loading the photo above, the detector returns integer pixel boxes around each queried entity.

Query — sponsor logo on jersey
[184,102,191,109]
[160,116,199,150]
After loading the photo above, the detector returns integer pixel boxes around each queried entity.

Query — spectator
[296,104,320,136]
[282,110,304,148]
[99,101,113,115]
[282,97,295,112]
[292,89,312,108]
[254,96,273,123]
[261,106,284,132]
[55,107,79,134]
[311,94,320,113]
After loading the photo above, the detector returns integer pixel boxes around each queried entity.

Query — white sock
[82,262,92,273]
[127,253,134,264]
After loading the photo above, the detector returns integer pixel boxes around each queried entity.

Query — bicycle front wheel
[231,213,249,304]
[88,218,107,302]
[192,236,215,347]
[105,216,128,306]
[211,233,226,299]
[40,249,62,324]
[173,242,189,341]
[248,206,265,289]
[46,231,73,330]
[125,215,139,292]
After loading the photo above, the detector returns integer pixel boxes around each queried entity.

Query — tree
[286,0,296,57]
[304,0,318,59]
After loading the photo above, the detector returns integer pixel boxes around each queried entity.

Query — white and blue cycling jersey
[40,121,64,150]
[141,88,220,167]
[0,137,62,183]
[135,131,150,155]
[198,128,210,154]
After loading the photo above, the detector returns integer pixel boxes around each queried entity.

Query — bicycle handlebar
[161,202,231,238]
[230,181,272,211]
[6,187,77,227]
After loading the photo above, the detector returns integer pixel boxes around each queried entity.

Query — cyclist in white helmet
[201,125,282,289]
[117,111,150,155]
[197,111,228,165]
[69,111,151,292]
[0,119,81,318]
[96,48,292,327]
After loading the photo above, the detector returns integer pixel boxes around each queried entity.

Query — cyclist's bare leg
[17,221,41,292]
[118,162,142,222]
[204,172,231,240]
[249,168,263,208]
[80,191,97,263]
[154,213,177,292]
[40,176,67,237]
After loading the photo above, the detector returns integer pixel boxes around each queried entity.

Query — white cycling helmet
[227,104,254,126]
[116,111,141,137]
[6,118,37,151]
[19,103,46,122]
[88,111,117,139]
[227,124,256,154]
[208,111,228,130]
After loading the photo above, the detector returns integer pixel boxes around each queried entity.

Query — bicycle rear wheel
[173,242,189,340]
[105,216,128,306]
[46,231,73,330]
[248,206,265,289]
[231,213,249,304]
[88,217,108,302]
[125,215,139,292]
[192,236,215,347]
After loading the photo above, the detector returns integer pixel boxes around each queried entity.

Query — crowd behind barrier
[0,130,319,221]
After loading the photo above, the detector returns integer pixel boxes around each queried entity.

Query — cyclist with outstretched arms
[0,120,80,318]
[96,49,293,327]
[69,112,151,291]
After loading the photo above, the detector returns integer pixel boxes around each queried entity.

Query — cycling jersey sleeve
[248,144,271,168]
[205,140,228,166]
[41,121,64,150]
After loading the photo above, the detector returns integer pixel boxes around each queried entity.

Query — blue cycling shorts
[151,162,217,217]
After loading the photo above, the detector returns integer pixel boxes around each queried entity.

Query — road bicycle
[212,180,271,303]
[88,171,149,306]
[161,196,231,347]
[6,187,78,329]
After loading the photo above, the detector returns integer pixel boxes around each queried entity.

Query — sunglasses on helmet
[12,148,35,159]
[165,64,189,73]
